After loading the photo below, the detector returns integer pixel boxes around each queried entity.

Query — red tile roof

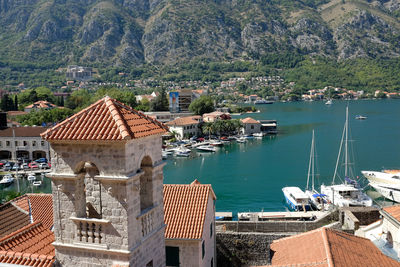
[0,201,30,238]
[163,180,216,240]
[383,205,400,222]
[0,127,47,137]
[0,222,55,267]
[270,227,400,267]
[25,101,57,109]
[26,194,53,230]
[41,96,168,141]
[241,117,260,124]
[165,116,201,126]
[11,194,53,230]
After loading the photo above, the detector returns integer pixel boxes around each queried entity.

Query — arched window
[140,156,154,212]
[75,162,101,219]
[387,231,393,248]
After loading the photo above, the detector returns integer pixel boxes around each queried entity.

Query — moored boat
[321,106,372,207]
[362,170,400,187]
[369,183,400,203]
[355,115,367,120]
[32,181,42,187]
[196,145,216,152]
[27,174,36,182]
[0,174,14,186]
[282,187,312,211]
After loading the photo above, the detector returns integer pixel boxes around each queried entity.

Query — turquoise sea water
[163,100,400,214]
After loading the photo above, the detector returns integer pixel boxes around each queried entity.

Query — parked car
[12,164,20,171]
[29,162,39,169]
[21,163,29,169]
[39,163,49,169]
[35,158,48,163]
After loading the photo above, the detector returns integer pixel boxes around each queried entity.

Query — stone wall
[216,211,338,233]
[340,207,380,231]
[216,232,290,266]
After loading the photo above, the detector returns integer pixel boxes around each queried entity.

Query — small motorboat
[355,115,367,120]
[32,181,42,187]
[253,132,264,138]
[210,140,223,147]
[325,99,333,105]
[196,145,216,152]
[27,175,36,182]
[0,175,14,186]
[236,137,246,143]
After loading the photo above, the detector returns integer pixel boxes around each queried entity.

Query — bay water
[164,99,400,214]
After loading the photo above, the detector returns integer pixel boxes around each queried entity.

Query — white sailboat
[320,106,373,207]
[304,130,332,211]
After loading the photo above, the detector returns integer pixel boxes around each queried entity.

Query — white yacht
[196,145,216,152]
[362,170,400,203]
[321,106,372,207]
[369,183,400,203]
[362,170,400,186]
[0,174,14,186]
[282,187,312,211]
[325,99,333,105]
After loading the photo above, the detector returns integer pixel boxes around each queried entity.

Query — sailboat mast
[306,130,314,190]
[311,130,315,191]
[345,106,349,179]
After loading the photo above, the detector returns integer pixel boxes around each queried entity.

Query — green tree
[14,95,18,111]
[1,94,14,111]
[65,89,92,110]
[136,98,150,112]
[189,96,214,115]
[92,87,137,108]
[16,108,73,126]
[150,88,169,111]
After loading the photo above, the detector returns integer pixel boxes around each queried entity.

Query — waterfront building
[0,126,50,160]
[165,116,202,139]
[145,111,195,123]
[203,111,231,123]
[24,101,57,113]
[164,180,216,267]
[240,117,261,135]
[266,227,400,267]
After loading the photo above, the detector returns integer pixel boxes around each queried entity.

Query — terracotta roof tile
[165,116,202,126]
[0,127,47,137]
[25,101,57,109]
[0,222,55,267]
[383,205,400,222]
[0,201,30,238]
[241,117,260,124]
[163,180,216,240]
[41,96,168,141]
[270,227,400,267]
[26,194,53,230]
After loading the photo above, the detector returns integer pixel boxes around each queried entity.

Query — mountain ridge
[0,0,399,68]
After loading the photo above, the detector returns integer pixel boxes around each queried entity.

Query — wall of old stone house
[382,218,400,258]
[165,240,200,267]
[50,134,166,267]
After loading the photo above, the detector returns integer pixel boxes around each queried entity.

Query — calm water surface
[2,100,399,213]
[164,100,400,214]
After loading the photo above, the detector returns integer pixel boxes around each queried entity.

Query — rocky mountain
[0,0,399,67]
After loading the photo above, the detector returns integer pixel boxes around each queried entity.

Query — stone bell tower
[41,96,168,266]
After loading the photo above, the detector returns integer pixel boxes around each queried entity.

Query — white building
[241,117,261,135]
[165,116,202,139]
[164,180,216,267]
[0,126,50,160]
